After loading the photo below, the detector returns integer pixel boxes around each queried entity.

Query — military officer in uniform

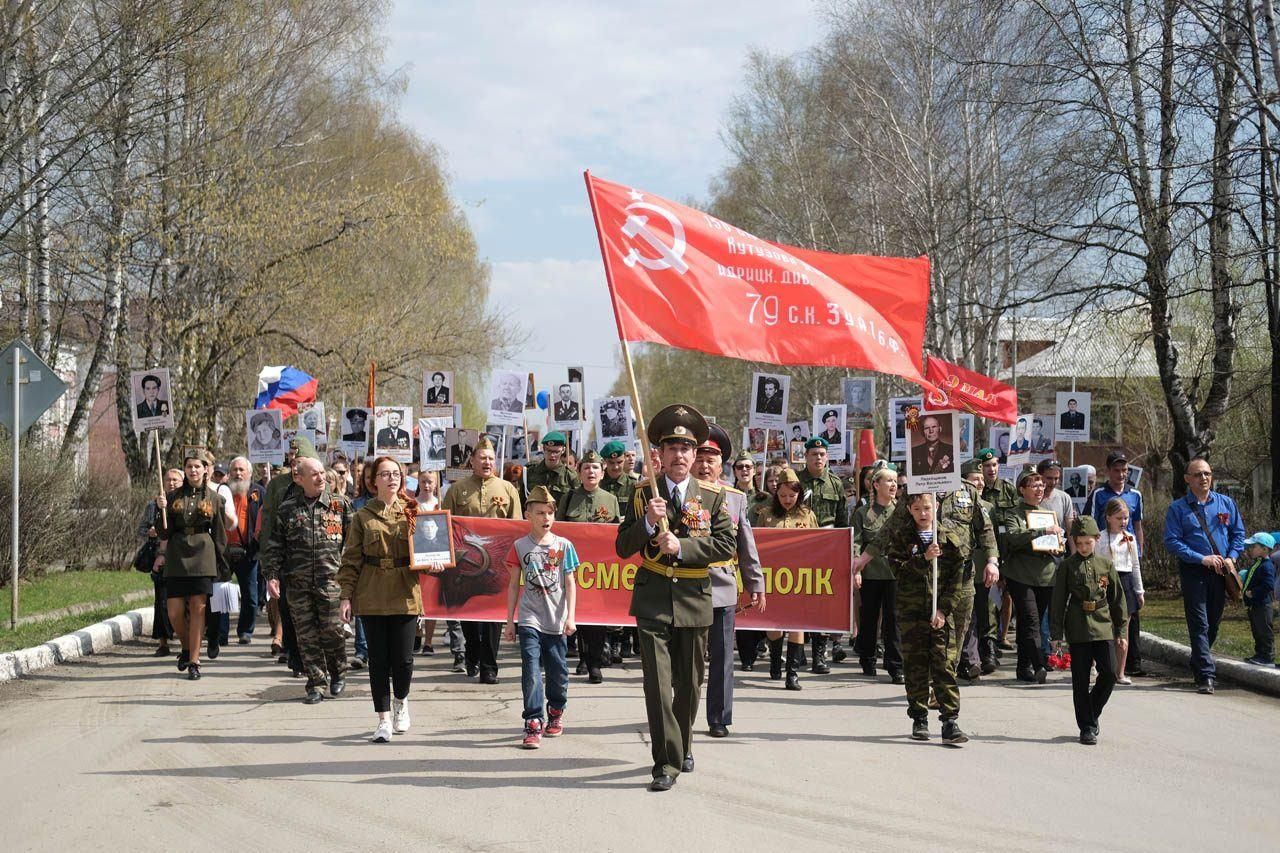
[798,436,850,672]
[525,430,580,507]
[976,447,1017,672]
[441,435,522,683]
[260,456,352,704]
[260,436,320,674]
[692,424,765,739]
[616,404,736,791]
[856,480,997,744]
[557,448,620,683]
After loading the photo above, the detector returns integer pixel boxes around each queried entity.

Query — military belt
[640,557,710,580]
[1080,599,1098,612]
[365,557,411,570]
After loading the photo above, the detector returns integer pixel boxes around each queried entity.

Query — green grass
[1142,593,1277,664]
[0,605,139,654]
[0,568,151,624]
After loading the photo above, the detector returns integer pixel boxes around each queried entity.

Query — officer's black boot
[768,638,784,680]
[831,634,847,663]
[980,638,999,674]
[810,634,830,674]
[785,642,802,690]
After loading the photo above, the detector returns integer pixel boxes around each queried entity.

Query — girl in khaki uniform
[755,468,817,690]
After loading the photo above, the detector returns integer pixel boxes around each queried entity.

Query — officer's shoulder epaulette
[721,484,744,496]
[698,480,723,494]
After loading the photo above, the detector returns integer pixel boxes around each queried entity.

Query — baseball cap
[1105,450,1128,467]
[1244,532,1276,550]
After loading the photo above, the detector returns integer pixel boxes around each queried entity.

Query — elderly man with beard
[224,456,266,644]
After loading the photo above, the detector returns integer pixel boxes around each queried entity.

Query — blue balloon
[536,390,550,410]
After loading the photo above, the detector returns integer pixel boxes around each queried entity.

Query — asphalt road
[2,629,1277,852]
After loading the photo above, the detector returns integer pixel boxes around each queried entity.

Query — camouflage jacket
[259,487,352,582]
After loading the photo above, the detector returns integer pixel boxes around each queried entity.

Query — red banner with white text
[419,517,852,632]
[584,172,931,385]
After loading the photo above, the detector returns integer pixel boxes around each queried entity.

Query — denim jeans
[354,616,368,660]
[234,558,259,639]
[1181,563,1226,680]
[518,625,568,721]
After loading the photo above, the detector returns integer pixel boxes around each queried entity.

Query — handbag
[1190,504,1243,602]
[133,538,160,573]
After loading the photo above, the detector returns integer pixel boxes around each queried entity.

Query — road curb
[1140,631,1280,698]
[0,606,153,683]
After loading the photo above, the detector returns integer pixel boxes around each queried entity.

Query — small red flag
[923,354,1017,424]
[585,173,931,384]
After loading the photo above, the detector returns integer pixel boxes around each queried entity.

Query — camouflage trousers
[287,573,348,690]
[950,571,976,670]
[897,584,960,721]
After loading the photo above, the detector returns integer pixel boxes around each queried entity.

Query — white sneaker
[371,719,393,743]
[392,698,410,733]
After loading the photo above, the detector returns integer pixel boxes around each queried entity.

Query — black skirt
[166,576,214,597]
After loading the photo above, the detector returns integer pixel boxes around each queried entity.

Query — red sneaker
[522,719,543,749]
[545,707,564,737]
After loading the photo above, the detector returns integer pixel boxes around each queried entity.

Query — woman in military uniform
[557,449,620,683]
[997,468,1064,683]
[338,455,424,743]
[156,448,228,681]
[755,467,817,690]
[852,466,903,683]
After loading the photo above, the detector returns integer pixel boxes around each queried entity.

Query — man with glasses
[1164,458,1246,694]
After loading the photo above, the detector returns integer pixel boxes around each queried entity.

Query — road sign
[0,340,67,433]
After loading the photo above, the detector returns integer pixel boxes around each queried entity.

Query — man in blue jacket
[1163,457,1246,694]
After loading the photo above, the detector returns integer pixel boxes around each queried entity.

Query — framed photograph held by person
[410,510,456,569]
[1026,510,1062,553]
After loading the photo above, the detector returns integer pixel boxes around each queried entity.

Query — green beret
[600,440,626,459]
[1071,516,1100,537]
[960,459,980,477]
[543,431,567,447]
[976,447,998,463]
[804,436,829,451]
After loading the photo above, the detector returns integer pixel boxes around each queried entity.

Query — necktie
[671,484,681,510]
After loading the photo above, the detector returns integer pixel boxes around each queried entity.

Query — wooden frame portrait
[1026,509,1062,553]
[410,510,456,569]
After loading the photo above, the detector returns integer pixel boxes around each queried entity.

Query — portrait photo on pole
[843,376,875,430]
[905,409,961,493]
[743,427,767,462]
[594,395,633,443]
[524,425,543,461]
[551,381,583,429]
[1028,414,1055,453]
[567,365,584,385]
[418,416,450,471]
[957,413,974,462]
[748,371,790,430]
[245,408,284,465]
[446,428,479,480]
[1126,464,1143,491]
[1063,465,1090,513]
[130,368,175,432]
[338,406,372,459]
[298,401,327,449]
[507,424,528,465]
[374,405,414,462]
[422,369,453,417]
[989,424,1011,464]
[487,369,526,426]
[888,395,923,459]
[811,403,847,462]
[410,510,456,569]
[484,424,507,464]
[1005,414,1033,467]
[1055,390,1091,442]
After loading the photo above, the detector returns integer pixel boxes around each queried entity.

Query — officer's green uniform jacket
[867,484,996,615]
[615,477,736,628]
[600,473,636,510]
[981,478,1019,512]
[160,483,228,580]
[799,467,850,528]
[852,500,897,580]
[997,500,1059,586]
[441,473,523,519]
[259,487,352,583]
[526,460,579,507]
[557,485,620,524]
[1051,552,1128,643]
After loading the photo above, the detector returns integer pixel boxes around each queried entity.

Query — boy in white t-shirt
[502,485,579,749]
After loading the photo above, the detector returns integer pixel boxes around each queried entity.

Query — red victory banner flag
[923,353,1017,424]
[584,172,930,384]
[421,517,853,633]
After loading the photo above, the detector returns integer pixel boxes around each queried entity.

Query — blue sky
[382,0,822,404]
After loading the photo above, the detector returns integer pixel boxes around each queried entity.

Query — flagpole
[931,498,938,617]
[585,170,665,530]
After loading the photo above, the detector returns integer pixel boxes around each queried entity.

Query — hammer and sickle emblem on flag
[621,193,690,274]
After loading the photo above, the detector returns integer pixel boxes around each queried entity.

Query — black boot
[831,635,847,663]
[785,642,802,690]
[768,638,784,680]
[810,634,830,674]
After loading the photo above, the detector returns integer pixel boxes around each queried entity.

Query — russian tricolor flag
[255,366,317,417]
